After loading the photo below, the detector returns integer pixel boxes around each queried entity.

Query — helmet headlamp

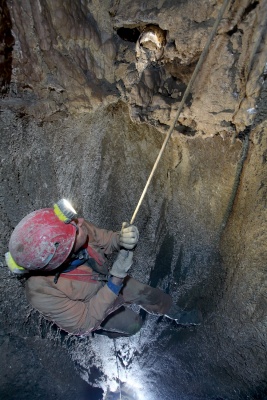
[53,199,77,223]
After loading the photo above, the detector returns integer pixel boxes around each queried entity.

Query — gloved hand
[119,222,139,249]
[109,249,133,278]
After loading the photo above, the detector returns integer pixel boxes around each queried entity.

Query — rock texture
[1,0,266,135]
[1,0,267,399]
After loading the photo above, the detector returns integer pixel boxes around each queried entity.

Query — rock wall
[1,0,267,399]
[1,0,266,133]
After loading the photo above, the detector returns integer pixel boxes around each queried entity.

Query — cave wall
[1,0,267,399]
[218,118,267,393]
[1,0,266,134]
[0,102,245,399]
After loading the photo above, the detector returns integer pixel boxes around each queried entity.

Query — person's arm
[85,220,139,254]
[85,220,120,254]
[105,250,132,295]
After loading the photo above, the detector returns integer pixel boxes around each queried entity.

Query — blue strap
[107,277,123,295]
[63,248,94,273]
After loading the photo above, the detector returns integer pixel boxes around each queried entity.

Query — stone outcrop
[1,0,266,136]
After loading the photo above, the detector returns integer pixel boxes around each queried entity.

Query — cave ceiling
[1,0,266,136]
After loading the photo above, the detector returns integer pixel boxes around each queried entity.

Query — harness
[60,269,107,283]
[53,247,108,284]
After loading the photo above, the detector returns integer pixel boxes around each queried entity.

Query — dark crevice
[227,1,259,36]
[0,1,14,95]
[242,1,259,20]
[236,126,251,142]
[116,27,140,43]
[210,109,235,115]
[175,123,197,136]
[227,26,244,36]
[228,121,238,136]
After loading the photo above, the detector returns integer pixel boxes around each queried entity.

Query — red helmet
[9,208,76,271]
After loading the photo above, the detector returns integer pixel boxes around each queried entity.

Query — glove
[109,249,133,278]
[119,222,139,249]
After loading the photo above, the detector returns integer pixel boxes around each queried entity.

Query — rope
[130,0,232,225]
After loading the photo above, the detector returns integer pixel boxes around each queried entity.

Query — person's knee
[96,313,143,338]
[127,313,144,336]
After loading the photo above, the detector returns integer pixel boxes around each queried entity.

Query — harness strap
[53,245,107,284]
[61,268,108,283]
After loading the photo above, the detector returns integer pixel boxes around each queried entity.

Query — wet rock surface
[1,0,267,399]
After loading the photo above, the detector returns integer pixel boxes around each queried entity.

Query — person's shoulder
[84,219,94,228]
[84,219,99,229]
[25,274,54,290]
[84,220,101,237]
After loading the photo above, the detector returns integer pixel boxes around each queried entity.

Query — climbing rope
[130,0,232,224]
